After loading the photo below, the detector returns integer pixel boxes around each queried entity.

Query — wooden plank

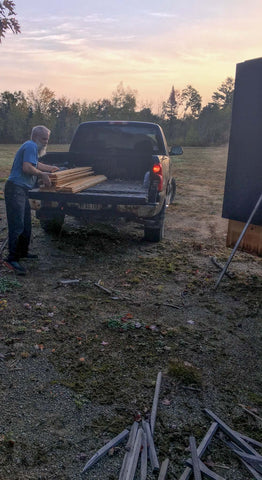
[189,436,202,480]
[49,166,93,179]
[140,430,147,480]
[239,434,262,448]
[158,458,169,480]
[52,172,93,187]
[226,219,262,256]
[205,409,260,456]
[179,422,219,480]
[125,428,143,480]
[81,428,129,473]
[150,371,162,435]
[186,459,225,480]
[119,450,132,480]
[241,460,262,480]
[118,450,132,480]
[49,167,93,185]
[125,422,139,451]
[143,420,160,472]
[52,172,93,185]
[221,437,262,474]
[119,424,139,480]
[59,175,107,193]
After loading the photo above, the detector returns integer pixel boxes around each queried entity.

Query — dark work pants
[4,181,32,262]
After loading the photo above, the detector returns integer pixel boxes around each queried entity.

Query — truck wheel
[40,214,65,234]
[144,203,166,242]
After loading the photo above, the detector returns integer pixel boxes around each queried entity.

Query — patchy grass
[168,358,202,386]
[0,277,21,293]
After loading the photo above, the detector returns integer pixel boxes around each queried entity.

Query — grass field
[0,144,69,179]
[0,143,227,177]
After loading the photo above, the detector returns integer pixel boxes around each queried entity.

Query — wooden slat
[58,175,107,193]
[49,166,93,180]
[51,170,93,186]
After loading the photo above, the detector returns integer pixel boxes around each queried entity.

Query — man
[4,125,59,275]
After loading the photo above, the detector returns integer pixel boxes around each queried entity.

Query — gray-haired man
[4,125,59,275]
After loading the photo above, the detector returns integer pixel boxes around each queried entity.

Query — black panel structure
[222,57,262,225]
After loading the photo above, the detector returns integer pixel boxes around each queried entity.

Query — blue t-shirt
[8,140,38,189]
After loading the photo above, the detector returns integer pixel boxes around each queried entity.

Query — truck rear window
[70,123,166,155]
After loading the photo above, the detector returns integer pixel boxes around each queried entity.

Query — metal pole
[214,192,262,290]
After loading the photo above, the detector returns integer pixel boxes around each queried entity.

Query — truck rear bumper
[29,192,163,221]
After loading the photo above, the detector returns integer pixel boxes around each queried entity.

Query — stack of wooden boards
[40,167,107,193]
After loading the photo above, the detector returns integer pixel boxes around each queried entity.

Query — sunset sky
[1,0,262,111]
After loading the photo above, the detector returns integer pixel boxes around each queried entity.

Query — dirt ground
[0,146,261,480]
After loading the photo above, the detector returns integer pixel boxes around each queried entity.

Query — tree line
[0,78,234,146]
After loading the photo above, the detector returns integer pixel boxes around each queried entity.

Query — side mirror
[169,146,183,155]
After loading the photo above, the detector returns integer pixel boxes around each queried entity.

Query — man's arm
[22,162,52,187]
[37,162,60,173]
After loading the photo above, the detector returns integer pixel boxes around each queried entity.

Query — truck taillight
[152,163,163,191]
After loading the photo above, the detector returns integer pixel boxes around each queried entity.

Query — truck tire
[144,203,166,242]
[39,214,65,234]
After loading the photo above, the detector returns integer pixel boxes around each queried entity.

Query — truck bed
[29,179,150,205]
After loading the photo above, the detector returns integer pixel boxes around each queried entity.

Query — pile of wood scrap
[82,372,170,479]
[40,167,107,193]
[179,409,262,480]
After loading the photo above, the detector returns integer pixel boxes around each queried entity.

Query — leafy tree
[197,102,231,145]
[162,86,180,120]
[27,84,55,116]
[181,85,202,118]
[111,82,137,118]
[84,98,113,121]
[0,1,20,41]
[212,77,234,108]
[0,90,28,142]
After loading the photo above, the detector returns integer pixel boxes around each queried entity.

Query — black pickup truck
[29,121,182,242]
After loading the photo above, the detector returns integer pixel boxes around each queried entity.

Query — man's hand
[49,166,60,173]
[40,172,51,187]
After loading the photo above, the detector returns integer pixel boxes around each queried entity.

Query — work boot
[4,260,27,275]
